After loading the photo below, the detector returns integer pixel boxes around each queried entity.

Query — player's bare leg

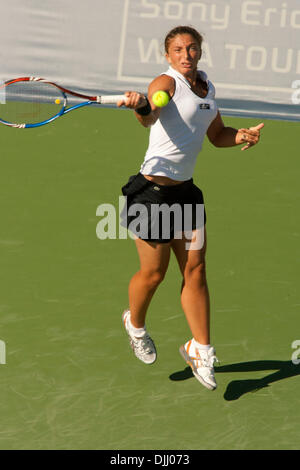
[129,238,171,328]
[171,228,210,344]
[172,228,218,390]
[122,238,171,364]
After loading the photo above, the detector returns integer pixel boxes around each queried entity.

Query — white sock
[193,339,211,351]
[129,317,146,337]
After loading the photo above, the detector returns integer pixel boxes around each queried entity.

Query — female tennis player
[118,26,264,390]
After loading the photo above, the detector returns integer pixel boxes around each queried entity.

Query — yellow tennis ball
[152,91,169,108]
[55,98,61,105]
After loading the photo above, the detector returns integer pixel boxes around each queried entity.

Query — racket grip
[96,95,127,104]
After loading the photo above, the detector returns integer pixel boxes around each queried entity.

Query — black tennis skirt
[120,173,206,244]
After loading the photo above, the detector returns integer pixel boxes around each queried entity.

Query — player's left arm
[207,111,264,151]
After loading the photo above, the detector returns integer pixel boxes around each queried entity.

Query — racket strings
[0,81,65,124]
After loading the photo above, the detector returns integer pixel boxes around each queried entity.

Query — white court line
[219,107,300,119]
[162,314,182,322]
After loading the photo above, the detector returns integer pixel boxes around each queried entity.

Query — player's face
[166,34,202,77]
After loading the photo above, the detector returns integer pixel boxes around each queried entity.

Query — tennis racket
[0,77,127,128]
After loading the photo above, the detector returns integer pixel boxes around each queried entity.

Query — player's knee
[142,269,166,289]
[184,262,207,285]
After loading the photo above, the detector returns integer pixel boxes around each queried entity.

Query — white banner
[0,0,299,119]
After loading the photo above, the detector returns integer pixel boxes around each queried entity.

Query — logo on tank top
[199,103,210,109]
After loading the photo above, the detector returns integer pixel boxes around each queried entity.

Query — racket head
[0,78,67,128]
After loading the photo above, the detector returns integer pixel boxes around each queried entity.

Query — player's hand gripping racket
[0,77,127,128]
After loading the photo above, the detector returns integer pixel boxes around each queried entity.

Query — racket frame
[0,77,126,128]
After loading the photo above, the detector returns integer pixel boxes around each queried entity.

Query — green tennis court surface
[0,108,299,449]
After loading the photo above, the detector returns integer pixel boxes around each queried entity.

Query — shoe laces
[132,332,154,354]
[193,348,219,369]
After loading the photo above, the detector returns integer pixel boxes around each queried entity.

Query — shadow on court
[169,360,300,400]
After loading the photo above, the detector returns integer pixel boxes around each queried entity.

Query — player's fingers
[117,98,126,107]
[250,122,264,131]
[243,133,258,144]
[239,122,264,149]
[117,92,130,107]
[121,92,146,109]
[117,91,133,107]
[127,92,138,107]
[239,132,256,148]
[239,123,264,138]
[241,142,252,151]
[245,122,265,136]
[240,131,252,143]
[239,128,250,140]
[240,129,261,145]
[133,93,148,109]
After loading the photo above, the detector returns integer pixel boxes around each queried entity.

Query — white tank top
[140,66,218,181]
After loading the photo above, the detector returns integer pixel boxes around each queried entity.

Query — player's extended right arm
[118,75,174,128]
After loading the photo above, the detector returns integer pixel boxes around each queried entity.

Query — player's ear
[165,52,171,64]
[198,47,202,61]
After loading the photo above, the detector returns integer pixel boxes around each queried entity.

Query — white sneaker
[179,339,218,390]
[122,309,157,365]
